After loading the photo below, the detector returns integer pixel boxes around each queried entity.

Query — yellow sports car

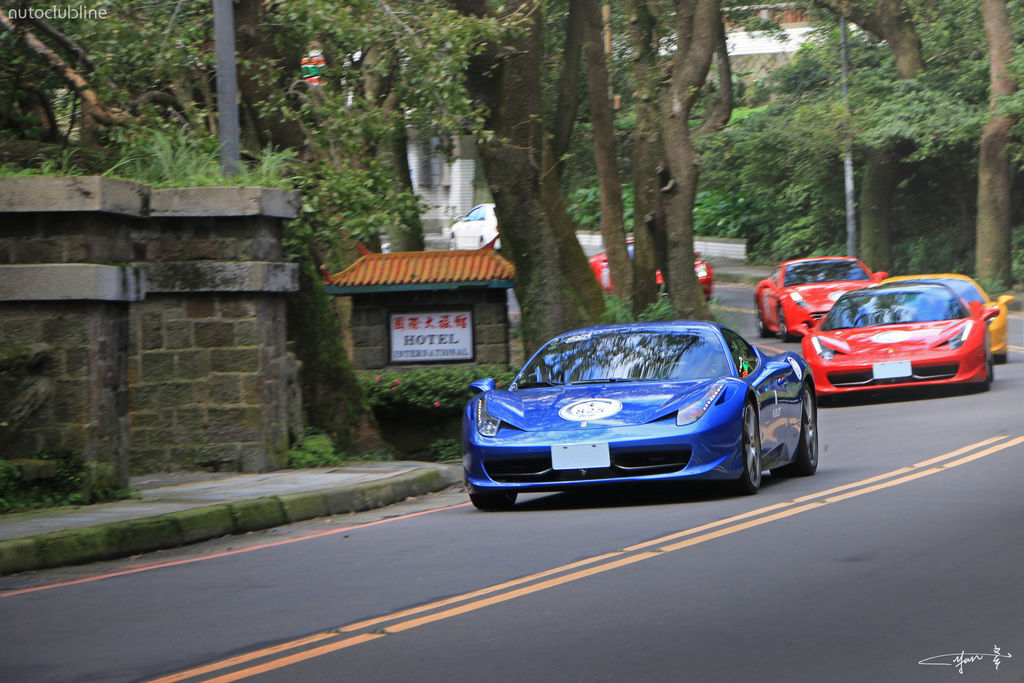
[881,274,1015,363]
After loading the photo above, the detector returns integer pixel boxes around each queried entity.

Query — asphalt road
[2,283,1022,683]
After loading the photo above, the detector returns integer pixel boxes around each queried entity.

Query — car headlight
[476,396,502,437]
[943,321,973,350]
[676,382,726,426]
[811,336,837,360]
[789,291,808,308]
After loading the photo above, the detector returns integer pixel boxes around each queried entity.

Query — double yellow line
[151,434,1024,683]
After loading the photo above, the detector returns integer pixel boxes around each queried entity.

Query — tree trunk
[656,0,718,321]
[814,0,924,267]
[458,0,604,354]
[976,0,1017,290]
[551,2,585,175]
[581,0,633,302]
[625,0,662,312]
[287,259,385,454]
[857,147,896,272]
[388,122,426,252]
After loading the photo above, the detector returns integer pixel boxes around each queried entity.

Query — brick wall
[0,177,302,481]
[349,288,510,369]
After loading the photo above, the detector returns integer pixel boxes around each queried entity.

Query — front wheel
[469,489,518,510]
[734,402,762,495]
[778,306,795,342]
[755,299,772,338]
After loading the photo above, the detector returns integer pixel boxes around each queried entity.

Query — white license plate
[872,360,912,379]
[551,443,611,470]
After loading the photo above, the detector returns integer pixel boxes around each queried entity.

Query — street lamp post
[841,17,856,258]
[212,0,240,177]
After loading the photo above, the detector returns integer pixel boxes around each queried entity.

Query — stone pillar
[0,177,146,483]
[128,187,302,473]
[0,178,303,482]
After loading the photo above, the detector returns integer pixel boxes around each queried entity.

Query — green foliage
[598,291,674,324]
[1013,225,1024,288]
[358,365,517,460]
[360,365,517,421]
[0,451,134,513]
[286,431,345,468]
[566,183,635,233]
[99,127,296,189]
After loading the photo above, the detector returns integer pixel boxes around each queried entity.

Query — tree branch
[0,8,125,126]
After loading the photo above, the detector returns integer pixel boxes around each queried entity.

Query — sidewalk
[0,462,461,576]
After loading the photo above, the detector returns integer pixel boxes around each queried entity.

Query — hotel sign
[390,311,473,363]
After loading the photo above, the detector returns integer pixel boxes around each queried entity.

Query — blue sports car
[462,321,818,509]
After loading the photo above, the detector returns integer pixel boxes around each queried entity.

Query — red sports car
[755,256,886,341]
[589,240,713,298]
[800,282,999,397]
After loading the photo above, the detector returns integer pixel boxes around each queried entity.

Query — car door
[722,328,785,451]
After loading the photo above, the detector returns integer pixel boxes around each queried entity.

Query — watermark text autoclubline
[7,5,109,20]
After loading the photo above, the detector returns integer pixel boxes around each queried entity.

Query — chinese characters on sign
[390,311,473,363]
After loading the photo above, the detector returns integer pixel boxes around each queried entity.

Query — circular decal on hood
[871,330,912,344]
[559,398,623,421]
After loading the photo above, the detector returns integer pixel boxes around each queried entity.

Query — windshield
[514,329,733,387]
[783,260,869,286]
[897,278,984,304]
[821,288,968,330]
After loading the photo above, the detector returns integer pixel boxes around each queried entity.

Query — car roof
[863,281,959,297]
[782,256,857,266]
[881,273,986,293]
[553,320,722,338]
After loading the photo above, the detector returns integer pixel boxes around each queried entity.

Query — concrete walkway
[0,462,461,576]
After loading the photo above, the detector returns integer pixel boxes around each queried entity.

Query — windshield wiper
[517,381,561,388]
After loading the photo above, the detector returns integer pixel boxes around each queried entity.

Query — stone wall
[349,288,510,369]
[0,177,302,481]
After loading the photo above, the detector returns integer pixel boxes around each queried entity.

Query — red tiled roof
[326,248,515,289]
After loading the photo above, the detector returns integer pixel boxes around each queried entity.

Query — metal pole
[212,0,240,176]
[841,17,856,257]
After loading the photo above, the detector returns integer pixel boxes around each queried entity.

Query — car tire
[755,299,772,338]
[469,490,518,510]
[775,388,818,477]
[777,306,795,342]
[734,401,762,495]
[994,352,1007,365]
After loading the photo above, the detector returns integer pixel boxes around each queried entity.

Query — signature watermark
[6,5,109,21]
[919,645,1012,674]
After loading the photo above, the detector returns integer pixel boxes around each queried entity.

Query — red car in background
[589,240,714,298]
[755,256,886,341]
[800,281,998,398]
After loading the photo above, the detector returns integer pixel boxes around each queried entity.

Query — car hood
[483,379,720,431]
[789,281,871,310]
[813,320,970,356]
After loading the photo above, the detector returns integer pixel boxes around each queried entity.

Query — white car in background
[448,203,499,250]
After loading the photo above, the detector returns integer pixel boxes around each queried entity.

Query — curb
[0,466,461,576]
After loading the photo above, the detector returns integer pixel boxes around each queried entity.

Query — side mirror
[796,322,813,336]
[871,271,889,282]
[469,378,496,395]
[997,294,1015,306]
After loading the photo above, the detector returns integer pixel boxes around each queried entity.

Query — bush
[358,365,517,460]
[0,451,134,512]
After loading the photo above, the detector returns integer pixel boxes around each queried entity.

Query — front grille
[483,447,692,484]
[828,363,959,388]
